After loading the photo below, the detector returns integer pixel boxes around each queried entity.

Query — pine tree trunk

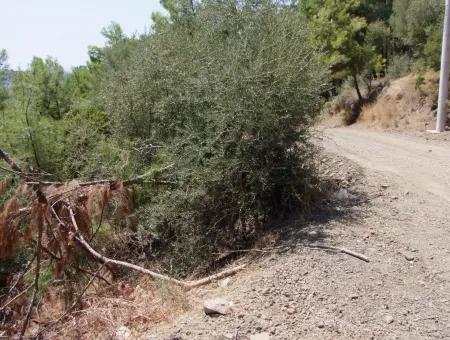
[352,72,363,103]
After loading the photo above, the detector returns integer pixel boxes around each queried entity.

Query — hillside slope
[360,74,440,131]
[321,73,446,131]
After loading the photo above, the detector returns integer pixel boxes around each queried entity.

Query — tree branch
[69,206,186,286]
[0,148,23,173]
[68,206,245,289]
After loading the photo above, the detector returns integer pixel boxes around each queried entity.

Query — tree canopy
[303,0,385,101]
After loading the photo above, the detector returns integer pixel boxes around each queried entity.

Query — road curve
[321,127,450,203]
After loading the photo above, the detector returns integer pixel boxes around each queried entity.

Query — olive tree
[101,0,326,272]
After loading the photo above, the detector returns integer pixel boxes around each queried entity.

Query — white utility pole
[435,0,450,132]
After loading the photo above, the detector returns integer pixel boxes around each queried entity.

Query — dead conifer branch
[19,208,43,340]
[1,147,246,338]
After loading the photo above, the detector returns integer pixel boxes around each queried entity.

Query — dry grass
[43,276,190,339]
[362,97,401,129]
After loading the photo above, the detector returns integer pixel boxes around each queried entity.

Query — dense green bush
[102,0,326,273]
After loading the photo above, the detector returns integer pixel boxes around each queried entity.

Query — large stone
[404,252,415,261]
[332,188,355,201]
[203,298,233,315]
[307,230,319,240]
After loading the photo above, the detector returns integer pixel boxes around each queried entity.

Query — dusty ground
[131,127,450,340]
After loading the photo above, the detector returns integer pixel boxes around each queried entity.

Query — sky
[0,0,165,70]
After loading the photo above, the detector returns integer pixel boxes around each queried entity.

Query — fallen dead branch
[214,246,287,255]
[184,264,247,288]
[305,244,370,263]
[216,244,370,263]
[69,205,186,286]
[69,205,245,289]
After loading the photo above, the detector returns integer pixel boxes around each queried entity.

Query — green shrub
[102,1,326,274]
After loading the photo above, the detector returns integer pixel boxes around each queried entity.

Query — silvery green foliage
[102,0,326,273]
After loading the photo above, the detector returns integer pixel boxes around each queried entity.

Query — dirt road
[323,127,450,203]
[146,127,450,340]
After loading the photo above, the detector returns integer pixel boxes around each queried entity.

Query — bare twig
[90,200,106,242]
[40,244,62,261]
[22,89,41,168]
[305,244,370,263]
[414,315,437,322]
[185,264,246,288]
[123,163,175,185]
[214,246,287,255]
[0,164,21,175]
